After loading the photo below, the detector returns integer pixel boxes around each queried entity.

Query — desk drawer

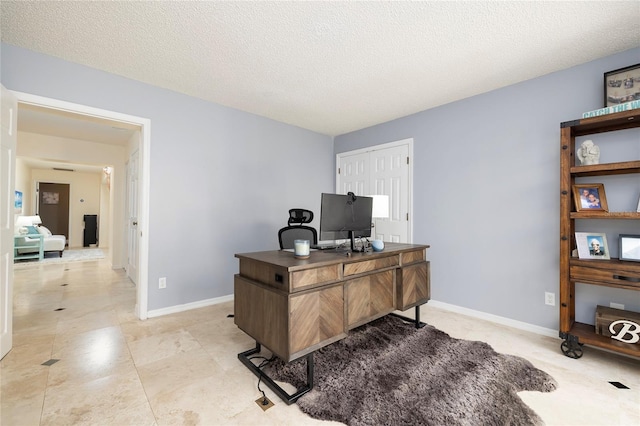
[571,261,640,290]
[346,269,395,329]
[238,259,287,289]
[397,261,430,310]
[289,283,345,357]
[401,249,426,265]
[291,264,341,291]
[344,255,399,276]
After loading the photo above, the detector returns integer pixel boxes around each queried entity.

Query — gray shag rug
[266,315,557,426]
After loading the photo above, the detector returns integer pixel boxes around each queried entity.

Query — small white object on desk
[294,239,310,258]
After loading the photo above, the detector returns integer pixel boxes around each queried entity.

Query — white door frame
[1,85,17,359]
[12,91,151,320]
[336,138,414,242]
[125,149,139,285]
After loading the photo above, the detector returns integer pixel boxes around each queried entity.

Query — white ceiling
[17,103,139,146]
[2,1,639,140]
[15,103,139,173]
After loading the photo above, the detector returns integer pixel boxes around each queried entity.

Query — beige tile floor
[2,255,639,425]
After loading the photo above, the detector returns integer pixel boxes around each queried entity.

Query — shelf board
[570,257,640,272]
[14,254,40,260]
[569,322,639,358]
[570,160,640,177]
[562,109,640,136]
[570,211,640,219]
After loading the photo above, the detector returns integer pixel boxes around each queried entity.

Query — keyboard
[311,243,339,250]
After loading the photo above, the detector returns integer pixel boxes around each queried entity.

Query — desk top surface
[235,242,429,270]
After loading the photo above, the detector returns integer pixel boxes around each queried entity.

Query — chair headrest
[288,209,314,225]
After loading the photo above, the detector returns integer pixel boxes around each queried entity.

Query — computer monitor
[319,192,373,251]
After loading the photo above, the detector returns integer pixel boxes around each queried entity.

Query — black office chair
[278,208,318,249]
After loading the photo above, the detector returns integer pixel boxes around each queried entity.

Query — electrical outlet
[255,396,274,411]
[610,302,624,310]
[159,277,166,289]
[545,292,555,306]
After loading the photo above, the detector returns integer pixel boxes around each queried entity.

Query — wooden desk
[234,243,430,403]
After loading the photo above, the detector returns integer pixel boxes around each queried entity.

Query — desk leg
[390,305,427,329]
[238,342,314,405]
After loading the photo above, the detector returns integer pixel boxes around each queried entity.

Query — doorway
[12,90,150,320]
[38,182,70,244]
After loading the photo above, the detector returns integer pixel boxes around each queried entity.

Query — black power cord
[248,354,276,405]
[351,237,371,253]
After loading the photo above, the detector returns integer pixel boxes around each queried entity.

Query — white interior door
[338,152,368,196]
[1,85,17,360]
[126,149,139,284]
[337,139,412,243]
[369,144,410,242]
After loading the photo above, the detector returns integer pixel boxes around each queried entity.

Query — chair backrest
[278,225,318,250]
[278,208,317,249]
[287,208,314,226]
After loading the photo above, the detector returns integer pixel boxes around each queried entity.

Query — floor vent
[54,308,66,311]
[609,381,629,389]
[41,359,60,366]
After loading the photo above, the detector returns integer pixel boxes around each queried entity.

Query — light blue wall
[3,43,638,329]
[1,43,334,311]
[335,47,640,330]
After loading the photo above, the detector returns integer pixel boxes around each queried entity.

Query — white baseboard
[147,294,234,318]
[146,295,558,340]
[427,300,558,339]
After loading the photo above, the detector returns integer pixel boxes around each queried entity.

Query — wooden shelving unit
[559,109,640,359]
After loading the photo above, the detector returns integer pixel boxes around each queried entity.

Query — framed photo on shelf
[604,63,640,107]
[575,232,610,260]
[619,234,640,262]
[572,183,608,212]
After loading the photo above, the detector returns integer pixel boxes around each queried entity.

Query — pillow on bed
[26,225,39,235]
[37,226,52,237]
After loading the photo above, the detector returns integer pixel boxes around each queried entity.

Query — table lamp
[370,195,390,219]
[367,195,389,251]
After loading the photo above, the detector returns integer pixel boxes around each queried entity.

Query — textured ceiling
[2,1,640,137]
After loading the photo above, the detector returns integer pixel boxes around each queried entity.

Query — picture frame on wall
[575,232,610,260]
[604,63,640,107]
[42,191,59,205]
[14,190,22,213]
[572,183,609,212]
[619,234,640,262]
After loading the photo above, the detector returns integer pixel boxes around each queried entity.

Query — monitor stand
[349,231,363,253]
